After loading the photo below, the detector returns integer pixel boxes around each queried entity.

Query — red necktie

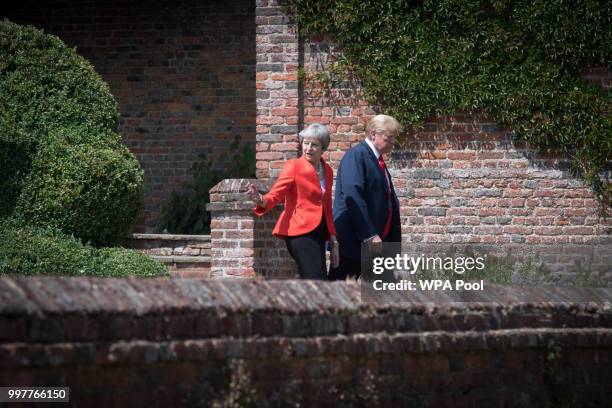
[378,156,392,238]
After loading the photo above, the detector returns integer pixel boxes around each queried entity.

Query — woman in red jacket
[247,123,339,279]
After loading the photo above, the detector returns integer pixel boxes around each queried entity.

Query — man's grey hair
[298,123,331,151]
[366,114,402,137]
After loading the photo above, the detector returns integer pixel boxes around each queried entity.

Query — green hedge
[0,221,168,278]
[16,134,144,246]
[289,0,611,209]
[0,19,143,245]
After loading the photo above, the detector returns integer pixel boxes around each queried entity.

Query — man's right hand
[369,235,383,254]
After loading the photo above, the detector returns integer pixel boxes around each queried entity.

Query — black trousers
[284,216,328,280]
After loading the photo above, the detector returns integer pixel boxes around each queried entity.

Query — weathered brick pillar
[207,178,295,278]
[255,0,300,179]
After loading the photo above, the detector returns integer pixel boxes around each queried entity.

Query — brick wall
[247,0,611,280]
[2,0,256,231]
[2,277,612,406]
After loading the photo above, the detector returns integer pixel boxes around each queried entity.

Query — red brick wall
[3,0,256,231]
[2,277,612,406]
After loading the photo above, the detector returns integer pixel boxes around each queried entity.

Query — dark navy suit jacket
[333,141,401,260]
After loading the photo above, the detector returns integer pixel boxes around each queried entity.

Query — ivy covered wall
[252,0,611,279]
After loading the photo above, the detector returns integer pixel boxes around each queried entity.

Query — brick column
[207,178,295,278]
[255,0,300,179]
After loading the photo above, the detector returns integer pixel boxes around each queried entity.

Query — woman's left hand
[330,241,340,268]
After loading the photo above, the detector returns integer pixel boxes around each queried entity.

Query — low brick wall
[124,234,211,278]
[1,277,611,407]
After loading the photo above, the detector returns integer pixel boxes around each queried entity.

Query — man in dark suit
[329,114,402,280]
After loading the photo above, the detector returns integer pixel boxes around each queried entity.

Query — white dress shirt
[364,137,391,189]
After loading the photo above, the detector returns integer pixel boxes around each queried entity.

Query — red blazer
[254,156,337,239]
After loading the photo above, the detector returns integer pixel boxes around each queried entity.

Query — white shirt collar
[364,137,381,159]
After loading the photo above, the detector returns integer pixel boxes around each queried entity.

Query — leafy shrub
[16,134,143,246]
[288,0,611,209]
[158,135,255,234]
[0,19,143,245]
[94,247,169,278]
[0,220,168,277]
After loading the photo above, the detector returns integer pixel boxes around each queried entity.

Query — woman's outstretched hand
[247,182,265,206]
